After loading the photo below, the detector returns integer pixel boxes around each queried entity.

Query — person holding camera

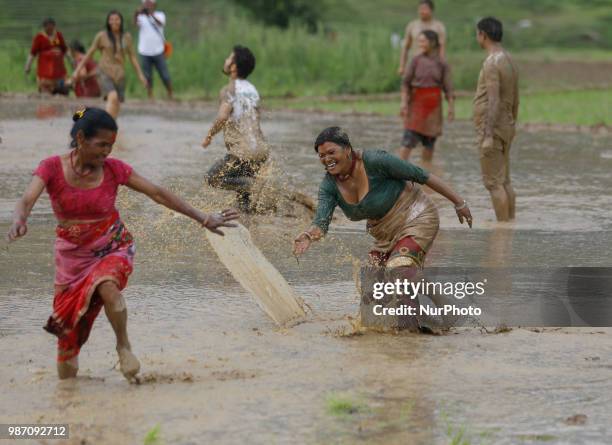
[134,0,173,99]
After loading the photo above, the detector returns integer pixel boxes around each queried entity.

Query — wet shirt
[405,19,446,60]
[403,53,453,97]
[473,50,519,143]
[312,150,430,233]
[92,31,137,83]
[221,79,269,161]
[33,156,133,221]
[30,31,67,79]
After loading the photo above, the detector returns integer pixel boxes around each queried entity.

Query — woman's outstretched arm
[126,171,239,235]
[425,174,472,227]
[7,176,45,242]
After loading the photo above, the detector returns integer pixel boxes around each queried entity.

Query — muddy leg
[503,144,516,220]
[105,91,120,119]
[57,355,79,379]
[480,140,510,222]
[398,146,413,160]
[488,186,510,221]
[97,281,140,379]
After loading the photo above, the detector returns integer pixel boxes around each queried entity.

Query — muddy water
[1,98,611,445]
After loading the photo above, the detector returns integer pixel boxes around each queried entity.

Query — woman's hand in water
[200,209,240,236]
[293,233,312,256]
[7,220,27,242]
[456,206,473,228]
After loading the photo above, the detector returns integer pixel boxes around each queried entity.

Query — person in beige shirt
[397,0,446,77]
[71,10,147,118]
[473,17,519,222]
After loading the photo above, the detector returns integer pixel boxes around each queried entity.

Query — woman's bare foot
[117,346,140,380]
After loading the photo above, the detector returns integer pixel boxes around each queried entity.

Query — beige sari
[366,183,439,268]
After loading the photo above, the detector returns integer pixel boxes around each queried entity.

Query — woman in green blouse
[293,127,472,272]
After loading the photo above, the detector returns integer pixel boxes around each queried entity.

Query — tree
[233,0,322,32]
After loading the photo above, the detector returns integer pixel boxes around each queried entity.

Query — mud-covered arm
[126,170,239,235]
[207,103,232,139]
[126,35,147,86]
[512,76,519,121]
[484,59,501,139]
[398,23,413,75]
[438,25,447,60]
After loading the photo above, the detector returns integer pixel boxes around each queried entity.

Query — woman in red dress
[25,18,69,95]
[399,30,455,162]
[7,107,239,381]
[69,40,101,98]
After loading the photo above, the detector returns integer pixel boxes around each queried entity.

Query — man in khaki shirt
[397,0,446,76]
[473,17,519,222]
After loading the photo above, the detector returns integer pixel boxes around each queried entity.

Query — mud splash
[1,97,611,444]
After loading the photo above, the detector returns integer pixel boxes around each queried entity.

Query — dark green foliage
[233,0,322,32]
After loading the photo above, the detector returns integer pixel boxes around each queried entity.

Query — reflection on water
[1,98,611,444]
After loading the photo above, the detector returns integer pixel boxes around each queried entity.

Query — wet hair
[419,0,434,11]
[70,108,118,148]
[420,30,440,50]
[105,10,124,54]
[42,17,56,27]
[70,40,86,53]
[314,127,352,152]
[477,17,503,42]
[232,45,256,79]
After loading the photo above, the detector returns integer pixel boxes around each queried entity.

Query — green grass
[325,393,368,417]
[143,425,162,445]
[323,0,612,51]
[1,0,610,126]
[267,88,611,126]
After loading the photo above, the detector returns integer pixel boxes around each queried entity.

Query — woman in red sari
[7,108,239,381]
[25,18,69,95]
[69,40,101,98]
[399,30,454,162]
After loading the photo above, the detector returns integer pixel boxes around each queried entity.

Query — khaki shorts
[97,71,126,102]
[479,136,512,190]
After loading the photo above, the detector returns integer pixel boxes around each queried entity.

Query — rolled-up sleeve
[311,177,338,234]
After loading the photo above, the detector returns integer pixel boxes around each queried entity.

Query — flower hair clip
[74,108,86,120]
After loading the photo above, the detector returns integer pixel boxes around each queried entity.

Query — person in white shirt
[133,0,172,99]
[201,45,270,213]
